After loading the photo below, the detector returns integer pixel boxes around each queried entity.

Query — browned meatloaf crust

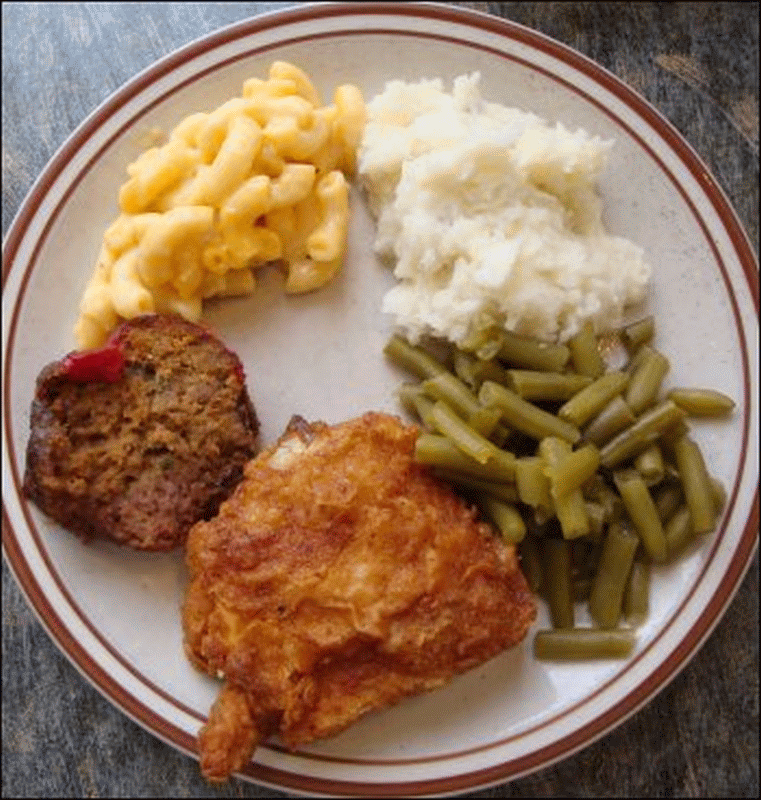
[23,314,259,551]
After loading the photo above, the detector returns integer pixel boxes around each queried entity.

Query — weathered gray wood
[3,3,758,797]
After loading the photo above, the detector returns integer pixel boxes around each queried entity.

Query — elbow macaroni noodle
[75,62,365,349]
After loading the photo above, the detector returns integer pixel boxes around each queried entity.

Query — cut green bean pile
[385,324,734,661]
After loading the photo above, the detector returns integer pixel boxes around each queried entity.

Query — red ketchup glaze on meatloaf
[58,344,126,386]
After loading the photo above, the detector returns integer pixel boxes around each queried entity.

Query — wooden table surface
[3,3,758,797]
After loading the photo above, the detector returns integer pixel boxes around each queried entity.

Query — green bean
[634,444,665,486]
[384,334,447,379]
[664,505,696,560]
[588,522,639,628]
[489,421,512,448]
[667,388,736,417]
[514,457,553,515]
[541,538,574,628]
[568,319,606,378]
[584,501,608,538]
[653,483,683,523]
[625,343,651,376]
[422,371,482,419]
[482,442,518,479]
[665,474,727,560]
[397,382,424,416]
[558,372,629,428]
[460,325,504,360]
[583,476,623,523]
[599,400,686,468]
[625,346,670,414]
[545,444,601,497]
[479,381,581,444]
[468,405,503,438]
[613,469,667,562]
[710,477,727,513]
[505,370,593,401]
[620,316,655,352]
[452,349,480,389]
[497,330,570,372]
[430,400,502,465]
[480,497,527,544]
[397,384,437,429]
[518,536,543,592]
[533,629,635,660]
[582,395,636,447]
[414,434,516,481]
[453,349,507,390]
[672,435,716,534]
[539,438,590,539]
[623,559,650,627]
[658,417,692,451]
[413,395,438,431]
[478,357,506,385]
[431,469,519,504]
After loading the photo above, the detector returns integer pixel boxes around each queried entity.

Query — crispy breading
[183,412,535,781]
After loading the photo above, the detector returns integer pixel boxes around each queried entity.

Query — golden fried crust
[183,412,535,781]
[199,684,262,782]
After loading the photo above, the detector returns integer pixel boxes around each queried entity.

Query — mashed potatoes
[358,73,651,348]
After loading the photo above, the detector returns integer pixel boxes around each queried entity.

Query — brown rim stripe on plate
[2,3,758,795]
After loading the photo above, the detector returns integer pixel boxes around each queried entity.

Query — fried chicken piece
[183,412,535,781]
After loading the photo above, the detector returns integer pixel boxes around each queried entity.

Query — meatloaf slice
[23,314,259,551]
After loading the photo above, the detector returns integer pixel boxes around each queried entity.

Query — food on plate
[182,411,535,781]
[533,629,635,660]
[666,387,736,417]
[75,61,366,349]
[385,318,732,659]
[358,73,651,351]
[24,314,259,551]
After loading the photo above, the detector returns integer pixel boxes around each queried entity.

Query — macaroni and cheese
[75,62,366,349]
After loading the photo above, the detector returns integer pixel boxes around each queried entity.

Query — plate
[2,3,758,797]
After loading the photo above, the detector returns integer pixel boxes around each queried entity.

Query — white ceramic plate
[3,4,758,797]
